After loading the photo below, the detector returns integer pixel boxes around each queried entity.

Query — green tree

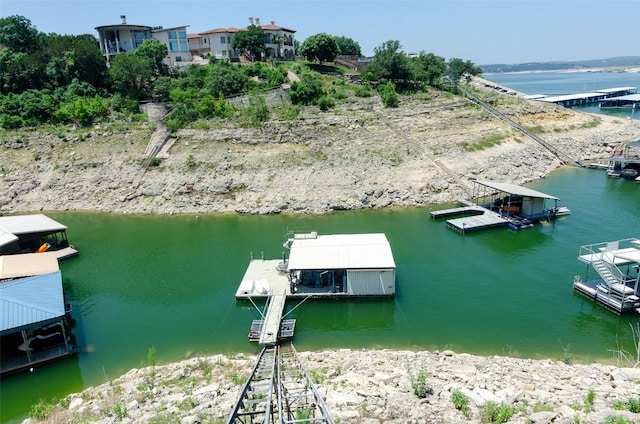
[232,25,265,61]
[364,40,411,84]
[334,36,361,56]
[205,62,247,97]
[446,57,482,85]
[411,52,446,87]
[299,33,340,63]
[134,38,169,76]
[0,15,40,53]
[107,52,153,99]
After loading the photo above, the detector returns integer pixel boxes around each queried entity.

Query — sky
[1,0,638,65]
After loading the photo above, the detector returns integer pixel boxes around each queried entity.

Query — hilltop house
[95,15,192,66]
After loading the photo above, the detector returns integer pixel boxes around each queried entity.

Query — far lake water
[485,70,640,120]
[3,73,640,423]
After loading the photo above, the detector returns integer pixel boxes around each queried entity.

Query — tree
[232,25,265,61]
[334,36,361,56]
[0,15,40,54]
[446,58,482,85]
[135,38,169,76]
[299,33,340,63]
[411,52,446,87]
[364,40,411,84]
[107,52,154,99]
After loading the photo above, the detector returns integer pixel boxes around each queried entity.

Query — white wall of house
[200,32,239,59]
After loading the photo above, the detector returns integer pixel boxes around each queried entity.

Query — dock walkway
[446,210,508,233]
[259,293,287,345]
[429,205,485,219]
[431,202,508,233]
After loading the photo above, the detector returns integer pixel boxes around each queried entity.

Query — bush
[409,363,431,398]
[479,401,516,424]
[317,96,335,111]
[289,74,324,105]
[241,96,269,128]
[354,84,374,98]
[378,82,398,108]
[451,390,472,417]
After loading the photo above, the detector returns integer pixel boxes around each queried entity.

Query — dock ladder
[227,343,334,424]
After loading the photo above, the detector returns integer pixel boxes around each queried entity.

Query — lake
[484,70,640,120]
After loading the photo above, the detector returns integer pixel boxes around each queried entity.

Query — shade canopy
[475,180,560,200]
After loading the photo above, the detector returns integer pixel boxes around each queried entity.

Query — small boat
[549,206,571,217]
[620,168,639,180]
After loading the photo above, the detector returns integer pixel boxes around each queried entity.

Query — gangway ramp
[227,343,334,424]
[259,293,287,345]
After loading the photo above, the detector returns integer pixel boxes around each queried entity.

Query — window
[169,41,178,52]
[227,36,231,44]
[222,50,227,57]
[168,31,177,39]
[179,31,186,39]
[179,41,188,52]
[176,56,182,62]
[221,36,226,44]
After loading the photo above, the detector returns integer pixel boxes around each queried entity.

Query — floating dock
[431,180,569,234]
[445,209,508,233]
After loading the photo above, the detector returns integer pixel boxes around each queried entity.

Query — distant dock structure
[430,180,570,233]
[528,87,637,108]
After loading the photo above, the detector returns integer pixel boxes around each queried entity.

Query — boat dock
[446,209,509,233]
[431,180,569,234]
[535,86,637,108]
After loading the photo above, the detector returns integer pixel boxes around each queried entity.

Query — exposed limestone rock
[23,349,640,424]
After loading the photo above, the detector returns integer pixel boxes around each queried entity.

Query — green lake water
[2,166,640,423]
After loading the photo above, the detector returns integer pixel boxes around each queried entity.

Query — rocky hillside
[2,85,640,216]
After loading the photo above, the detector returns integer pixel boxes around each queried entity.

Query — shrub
[353,84,373,98]
[317,96,335,111]
[378,82,398,108]
[479,401,516,424]
[451,390,472,417]
[409,363,431,398]
[289,74,324,105]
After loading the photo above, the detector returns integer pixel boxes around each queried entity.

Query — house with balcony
[194,18,296,61]
[95,15,191,66]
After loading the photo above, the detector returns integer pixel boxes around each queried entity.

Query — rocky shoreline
[2,87,640,216]
[24,349,640,423]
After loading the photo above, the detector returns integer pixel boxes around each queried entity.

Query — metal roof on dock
[474,180,560,200]
[287,233,396,270]
[0,271,65,335]
[0,214,67,236]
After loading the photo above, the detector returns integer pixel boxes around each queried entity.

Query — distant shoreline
[484,66,640,75]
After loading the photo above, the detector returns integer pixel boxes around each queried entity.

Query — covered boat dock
[0,214,77,259]
[235,232,396,345]
[0,271,75,376]
[431,180,568,233]
[536,87,637,107]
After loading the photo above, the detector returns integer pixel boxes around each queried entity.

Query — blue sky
[2,0,638,65]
